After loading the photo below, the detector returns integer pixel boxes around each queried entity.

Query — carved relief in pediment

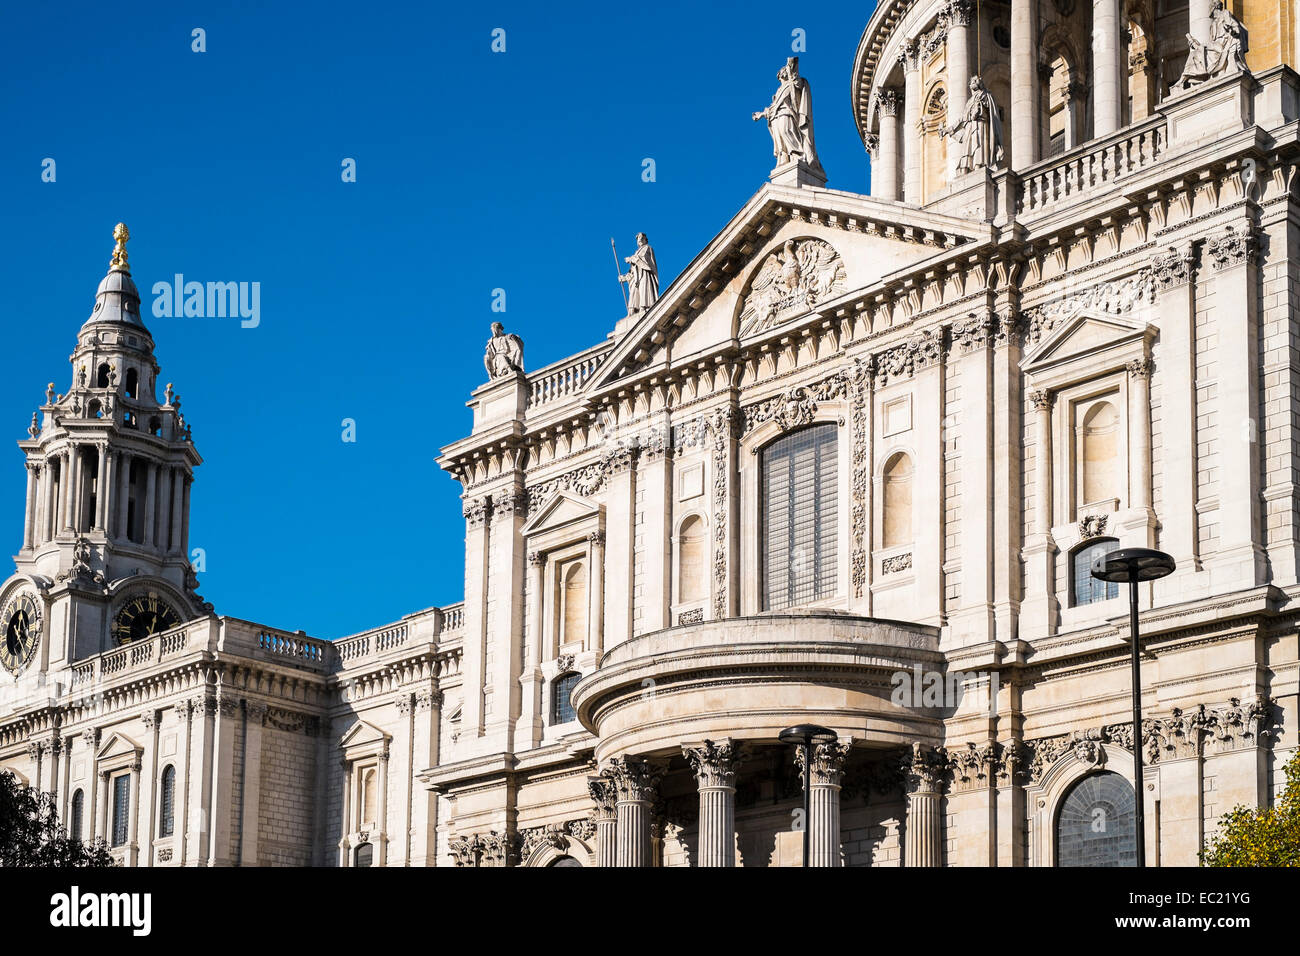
[738,237,846,337]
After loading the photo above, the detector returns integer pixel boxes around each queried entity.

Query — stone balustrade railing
[1016,115,1166,216]
[526,344,611,410]
[67,620,202,692]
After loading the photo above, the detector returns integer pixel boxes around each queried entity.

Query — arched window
[360,767,377,827]
[882,452,914,549]
[551,672,581,724]
[561,563,587,647]
[69,789,84,842]
[158,765,176,838]
[1056,771,1136,867]
[355,843,374,867]
[1079,400,1120,507]
[761,423,838,611]
[1044,52,1078,156]
[921,86,948,199]
[87,399,103,420]
[96,363,112,388]
[124,368,138,399]
[111,773,130,847]
[1072,537,1119,606]
[677,515,706,604]
[548,855,582,867]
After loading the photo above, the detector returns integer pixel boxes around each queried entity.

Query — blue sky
[0,0,877,638]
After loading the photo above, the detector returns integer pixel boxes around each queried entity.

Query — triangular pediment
[96,731,142,762]
[521,491,601,537]
[588,183,983,392]
[339,718,390,751]
[1021,311,1152,373]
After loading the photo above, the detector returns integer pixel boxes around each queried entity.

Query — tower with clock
[0,224,208,691]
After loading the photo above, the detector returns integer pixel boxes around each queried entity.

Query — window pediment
[1020,312,1153,384]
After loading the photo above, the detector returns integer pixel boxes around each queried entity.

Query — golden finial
[110,222,130,272]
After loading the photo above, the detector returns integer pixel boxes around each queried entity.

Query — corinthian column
[587,777,618,868]
[900,42,922,204]
[795,739,852,867]
[1092,0,1122,137]
[1010,0,1039,169]
[875,89,901,201]
[606,756,663,868]
[683,739,743,867]
[903,744,948,867]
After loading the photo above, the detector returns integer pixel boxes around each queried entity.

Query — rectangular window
[762,424,838,611]
[111,773,131,847]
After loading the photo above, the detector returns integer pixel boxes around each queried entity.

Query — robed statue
[619,233,659,315]
[752,56,824,176]
[1172,0,1248,92]
[945,76,1005,174]
[484,321,525,379]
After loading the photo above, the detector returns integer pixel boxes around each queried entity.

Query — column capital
[527,550,545,567]
[1027,388,1054,411]
[1126,357,1155,379]
[877,87,899,117]
[897,40,920,73]
[1207,224,1258,271]
[902,742,951,794]
[863,132,880,157]
[683,739,744,790]
[462,496,493,528]
[794,738,853,788]
[490,489,528,521]
[603,755,664,803]
[587,776,619,823]
[946,0,973,27]
[1151,244,1196,289]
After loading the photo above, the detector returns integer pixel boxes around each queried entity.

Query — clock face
[1,591,42,674]
[112,592,180,646]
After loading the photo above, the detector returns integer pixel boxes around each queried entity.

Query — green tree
[1201,750,1300,867]
[0,769,114,867]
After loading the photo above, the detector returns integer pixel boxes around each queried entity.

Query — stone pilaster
[683,739,743,867]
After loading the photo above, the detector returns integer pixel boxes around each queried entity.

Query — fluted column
[946,0,972,179]
[903,744,948,867]
[684,739,743,867]
[876,89,901,201]
[797,739,851,866]
[143,461,157,547]
[1092,0,1122,137]
[94,445,109,530]
[1010,0,1039,169]
[22,463,36,551]
[606,756,662,867]
[587,777,618,868]
[116,452,131,540]
[900,42,922,204]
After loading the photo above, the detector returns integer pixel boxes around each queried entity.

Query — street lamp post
[778,723,838,867]
[1090,546,1175,867]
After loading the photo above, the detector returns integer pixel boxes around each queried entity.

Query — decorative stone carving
[483,322,524,379]
[555,653,575,673]
[752,56,824,176]
[1021,271,1158,346]
[57,536,105,588]
[901,742,949,793]
[709,406,740,620]
[741,368,851,435]
[948,741,999,792]
[521,824,570,858]
[738,237,846,336]
[1027,388,1052,411]
[1171,0,1248,93]
[1126,357,1154,379]
[875,327,944,385]
[416,688,444,711]
[462,497,492,529]
[587,777,618,823]
[950,313,995,354]
[603,756,664,803]
[1077,514,1109,539]
[944,76,1004,173]
[1206,224,1257,271]
[850,357,871,599]
[677,607,704,625]
[795,739,852,787]
[683,739,744,789]
[491,490,528,520]
[882,552,913,574]
[1151,246,1195,288]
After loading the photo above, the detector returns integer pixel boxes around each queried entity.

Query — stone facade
[3,2,1300,866]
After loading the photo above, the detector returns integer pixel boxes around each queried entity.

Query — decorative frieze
[677,607,704,625]
[948,741,999,793]
[882,552,913,574]
[1020,270,1157,347]
[875,327,944,386]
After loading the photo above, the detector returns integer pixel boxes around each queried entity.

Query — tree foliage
[1201,750,1300,867]
[0,769,114,867]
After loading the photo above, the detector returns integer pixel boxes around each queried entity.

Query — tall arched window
[124,368,138,399]
[359,767,378,828]
[158,765,176,838]
[1079,400,1120,507]
[1072,537,1119,606]
[69,789,84,842]
[551,672,581,724]
[1056,771,1136,867]
[1044,52,1078,156]
[677,515,706,604]
[882,452,914,549]
[561,563,588,647]
[761,423,838,611]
